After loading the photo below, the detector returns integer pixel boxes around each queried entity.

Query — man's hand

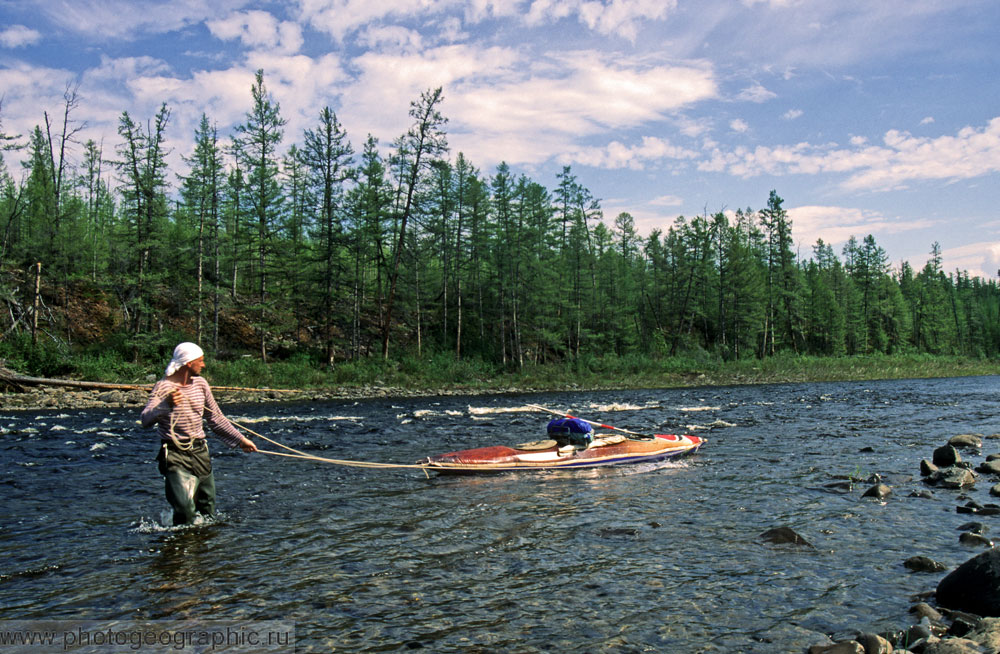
[170,390,184,406]
[240,437,258,453]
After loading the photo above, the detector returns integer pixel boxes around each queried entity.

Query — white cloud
[783,108,803,120]
[339,46,717,168]
[298,0,676,41]
[700,117,1000,191]
[937,241,1000,279]
[650,194,684,206]
[572,0,677,40]
[32,0,251,40]
[675,116,712,138]
[741,0,804,6]
[0,25,42,48]
[436,16,468,42]
[789,205,936,252]
[736,82,775,103]
[920,116,935,125]
[560,136,698,170]
[207,10,304,54]
[0,61,81,140]
[847,120,1000,190]
[244,53,349,131]
[598,202,677,237]
[296,0,445,40]
[357,25,425,50]
[463,0,523,22]
[729,118,749,133]
[0,51,349,180]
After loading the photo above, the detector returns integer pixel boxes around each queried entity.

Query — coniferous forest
[2,72,1000,381]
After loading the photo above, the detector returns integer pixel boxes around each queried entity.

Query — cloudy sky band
[1,0,998,275]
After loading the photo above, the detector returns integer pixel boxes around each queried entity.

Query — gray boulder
[921,459,939,476]
[928,467,977,489]
[911,602,944,622]
[958,532,994,548]
[950,434,983,450]
[934,445,961,467]
[862,483,892,500]
[977,460,1000,476]
[957,521,987,534]
[937,549,1000,616]
[944,610,982,637]
[759,526,814,548]
[855,633,893,653]
[905,556,947,573]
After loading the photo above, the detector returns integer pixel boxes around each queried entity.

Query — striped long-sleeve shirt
[140,377,244,448]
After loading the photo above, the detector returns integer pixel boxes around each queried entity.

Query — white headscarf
[165,342,204,377]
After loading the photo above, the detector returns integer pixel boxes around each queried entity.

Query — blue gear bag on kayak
[547,417,594,447]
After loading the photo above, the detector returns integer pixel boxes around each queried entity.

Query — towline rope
[230,419,433,474]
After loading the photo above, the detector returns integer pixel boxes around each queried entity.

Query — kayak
[419,432,705,473]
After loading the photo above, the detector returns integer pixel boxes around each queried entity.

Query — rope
[167,410,194,451]
[229,419,434,476]
[256,448,431,470]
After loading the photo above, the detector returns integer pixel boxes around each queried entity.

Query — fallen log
[0,366,298,394]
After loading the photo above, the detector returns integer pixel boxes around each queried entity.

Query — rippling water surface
[3,376,1000,652]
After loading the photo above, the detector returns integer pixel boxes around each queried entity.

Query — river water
[2,376,1000,652]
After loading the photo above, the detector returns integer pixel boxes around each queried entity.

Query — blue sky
[2,0,999,276]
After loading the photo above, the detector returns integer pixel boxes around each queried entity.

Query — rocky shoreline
[800,432,1000,654]
[0,383,519,412]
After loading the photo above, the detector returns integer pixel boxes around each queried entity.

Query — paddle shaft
[526,404,655,439]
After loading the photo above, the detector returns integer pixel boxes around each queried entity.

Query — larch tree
[302,107,354,365]
[115,103,171,336]
[233,69,286,362]
[381,87,448,359]
[179,114,224,345]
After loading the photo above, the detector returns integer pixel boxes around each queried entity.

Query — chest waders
[157,437,215,526]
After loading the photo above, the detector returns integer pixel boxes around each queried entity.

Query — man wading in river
[141,342,257,525]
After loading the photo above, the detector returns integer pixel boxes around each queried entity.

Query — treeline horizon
[2,71,999,372]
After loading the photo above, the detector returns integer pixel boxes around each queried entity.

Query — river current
[2,376,1000,652]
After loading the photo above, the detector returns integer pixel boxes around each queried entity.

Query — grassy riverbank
[3,335,997,394]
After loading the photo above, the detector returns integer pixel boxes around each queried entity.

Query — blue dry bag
[546,418,594,448]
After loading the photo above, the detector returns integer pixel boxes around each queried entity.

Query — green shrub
[0,332,71,377]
